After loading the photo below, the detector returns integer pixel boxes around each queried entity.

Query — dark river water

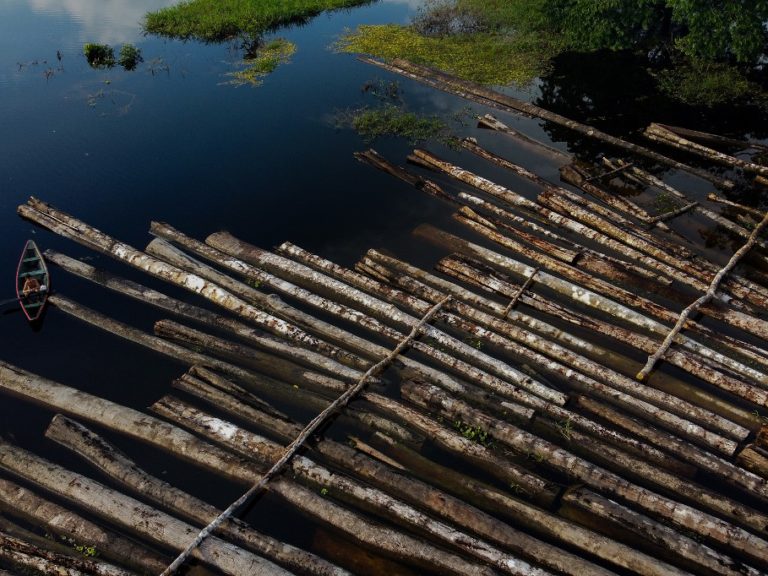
[2,0,768,573]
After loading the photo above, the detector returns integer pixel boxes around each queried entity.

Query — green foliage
[118,44,143,70]
[83,43,115,68]
[453,418,493,447]
[654,59,764,107]
[340,104,450,145]
[227,38,296,86]
[74,544,98,557]
[144,0,372,42]
[338,24,557,86]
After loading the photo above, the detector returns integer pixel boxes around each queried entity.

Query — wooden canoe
[16,240,49,322]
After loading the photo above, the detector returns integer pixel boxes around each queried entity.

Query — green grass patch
[144,0,372,42]
[83,43,115,68]
[337,104,452,145]
[226,38,296,86]
[338,24,557,86]
[654,60,765,108]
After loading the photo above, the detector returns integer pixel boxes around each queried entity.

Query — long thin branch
[638,210,768,380]
[160,296,450,576]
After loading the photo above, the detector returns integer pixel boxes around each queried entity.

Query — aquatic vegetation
[337,104,450,145]
[83,43,115,68]
[654,60,765,108]
[144,0,372,42]
[118,44,143,71]
[226,38,296,86]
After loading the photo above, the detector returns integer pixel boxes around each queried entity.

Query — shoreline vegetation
[338,0,768,108]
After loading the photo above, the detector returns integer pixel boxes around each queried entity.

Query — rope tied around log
[159,295,452,576]
[637,209,768,382]
[503,268,539,318]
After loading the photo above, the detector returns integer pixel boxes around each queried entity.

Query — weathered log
[645,122,768,177]
[358,56,734,189]
[437,253,763,431]
[17,201,366,371]
[402,381,768,566]
[475,115,571,160]
[0,362,506,574]
[153,319,356,396]
[149,222,563,408]
[418,225,768,404]
[44,415,352,576]
[654,123,768,152]
[45,250,369,378]
[151,397,547,576]
[0,478,168,575]
[560,487,764,576]
[199,228,565,405]
[707,192,767,219]
[0,530,137,576]
[369,433,694,576]
[737,445,768,479]
[0,441,290,576]
[169,374,605,576]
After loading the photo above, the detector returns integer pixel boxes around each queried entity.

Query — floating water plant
[226,38,296,86]
[83,43,115,68]
[118,44,143,71]
[337,104,451,145]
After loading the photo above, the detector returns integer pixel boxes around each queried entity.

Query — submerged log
[0,531,137,576]
[359,56,734,189]
[44,415,352,576]
[0,441,291,576]
[0,478,168,574]
[475,115,571,160]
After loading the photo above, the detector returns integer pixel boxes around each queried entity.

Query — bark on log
[0,442,291,576]
[402,381,768,567]
[44,250,366,379]
[151,397,546,576]
[0,478,167,575]
[44,415,352,576]
[0,531,137,576]
[737,445,768,479]
[358,56,734,189]
[654,123,768,152]
[417,225,768,404]
[645,123,768,177]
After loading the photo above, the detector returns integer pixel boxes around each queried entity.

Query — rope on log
[503,268,539,318]
[159,295,450,576]
[638,209,768,381]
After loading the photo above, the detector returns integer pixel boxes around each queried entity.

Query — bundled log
[0,478,168,574]
[358,57,734,189]
[0,362,507,574]
[151,397,550,576]
[149,223,564,408]
[0,441,291,576]
[417,225,768,406]
[44,415,352,576]
[645,123,768,177]
[401,381,768,567]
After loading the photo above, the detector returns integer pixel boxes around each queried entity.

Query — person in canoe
[21,277,47,299]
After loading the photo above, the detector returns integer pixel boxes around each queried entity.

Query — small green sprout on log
[453,418,492,447]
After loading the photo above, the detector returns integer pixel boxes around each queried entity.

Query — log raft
[8,101,768,576]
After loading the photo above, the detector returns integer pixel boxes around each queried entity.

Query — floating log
[45,249,368,379]
[151,397,546,576]
[417,225,768,405]
[707,193,766,219]
[0,478,168,574]
[654,123,768,152]
[0,362,504,574]
[476,115,571,160]
[645,123,768,177]
[402,381,768,567]
[44,415,352,576]
[149,223,562,409]
[0,441,290,576]
[0,530,137,576]
[436,254,762,431]
[358,56,734,189]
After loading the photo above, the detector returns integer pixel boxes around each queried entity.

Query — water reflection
[26,0,176,43]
